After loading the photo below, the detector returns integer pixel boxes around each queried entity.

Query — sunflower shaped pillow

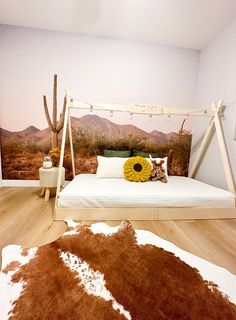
[124,156,151,182]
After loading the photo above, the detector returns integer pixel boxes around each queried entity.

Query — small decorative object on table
[43,155,53,169]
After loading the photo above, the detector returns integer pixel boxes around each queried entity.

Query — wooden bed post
[68,110,76,178]
[54,90,71,217]
[214,101,236,194]
[189,116,215,178]
[189,100,235,195]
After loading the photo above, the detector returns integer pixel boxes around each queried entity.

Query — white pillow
[147,157,168,176]
[96,156,128,178]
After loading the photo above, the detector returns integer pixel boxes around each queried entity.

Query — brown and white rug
[1,220,236,320]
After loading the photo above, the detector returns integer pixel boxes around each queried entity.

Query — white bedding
[58,174,235,208]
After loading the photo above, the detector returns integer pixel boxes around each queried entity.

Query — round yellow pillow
[124,156,151,182]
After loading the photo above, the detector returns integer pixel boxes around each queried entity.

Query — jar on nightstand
[43,156,53,169]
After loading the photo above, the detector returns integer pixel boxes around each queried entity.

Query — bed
[58,174,235,208]
[54,95,236,221]
[55,174,236,221]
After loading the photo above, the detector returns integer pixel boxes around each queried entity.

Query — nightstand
[39,167,65,201]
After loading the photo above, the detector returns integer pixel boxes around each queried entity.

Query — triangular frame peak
[189,101,235,195]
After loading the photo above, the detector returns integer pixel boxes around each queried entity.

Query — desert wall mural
[0,111,192,180]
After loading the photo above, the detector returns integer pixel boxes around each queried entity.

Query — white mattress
[58,174,235,208]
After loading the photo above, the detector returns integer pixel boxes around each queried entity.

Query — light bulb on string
[167,114,171,122]
[148,114,152,121]
[109,110,114,117]
[89,105,93,113]
[130,112,133,120]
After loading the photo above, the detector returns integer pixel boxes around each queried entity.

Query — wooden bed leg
[40,187,45,197]
[45,188,50,201]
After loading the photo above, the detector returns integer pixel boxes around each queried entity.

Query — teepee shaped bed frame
[54,91,236,221]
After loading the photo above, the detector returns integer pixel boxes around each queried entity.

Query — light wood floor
[0,187,236,274]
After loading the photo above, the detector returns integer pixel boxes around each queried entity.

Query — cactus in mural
[43,74,66,148]
[179,119,186,136]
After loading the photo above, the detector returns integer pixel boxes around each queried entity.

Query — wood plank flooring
[0,187,236,274]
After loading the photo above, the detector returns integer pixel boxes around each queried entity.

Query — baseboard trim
[1,180,70,187]
[2,180,40,187]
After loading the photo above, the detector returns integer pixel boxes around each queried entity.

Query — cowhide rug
[1,221,236,320]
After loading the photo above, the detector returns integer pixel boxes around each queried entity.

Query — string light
[148,114,152,121]
[109,110,114,117]
[71,99,213,118]
[130,112,133,120]
[167,114,171,121]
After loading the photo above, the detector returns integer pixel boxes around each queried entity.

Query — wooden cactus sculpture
[43,74,66,148]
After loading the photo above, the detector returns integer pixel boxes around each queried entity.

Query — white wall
[0,25,200,185]
[0,25,200,132]
[193,17,236,190]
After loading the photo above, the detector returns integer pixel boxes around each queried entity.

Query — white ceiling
[0,0,236,50]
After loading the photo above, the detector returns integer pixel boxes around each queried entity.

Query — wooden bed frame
[54,92,236,221]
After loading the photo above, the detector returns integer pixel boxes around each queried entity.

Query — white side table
[39,167,65,201]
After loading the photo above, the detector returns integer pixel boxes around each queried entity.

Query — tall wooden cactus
[43,74,67,148]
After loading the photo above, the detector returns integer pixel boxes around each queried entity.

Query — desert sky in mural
[0,112,192,180]
[0,101,193,133]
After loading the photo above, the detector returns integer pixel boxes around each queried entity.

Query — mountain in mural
[71,115,181,145]
[150,130,179,143]
[1,126,50,145]
[72,115,152,141]
[1,125,39,140]
[0,114,191,180]
[1,115,180,146]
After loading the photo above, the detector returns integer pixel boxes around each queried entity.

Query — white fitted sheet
[58,174,235,208]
